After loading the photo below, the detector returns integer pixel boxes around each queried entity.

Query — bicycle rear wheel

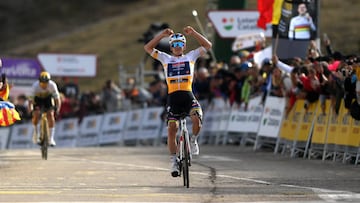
[182,133,190,188]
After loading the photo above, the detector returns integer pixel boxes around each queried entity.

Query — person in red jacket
[299,67,320,111]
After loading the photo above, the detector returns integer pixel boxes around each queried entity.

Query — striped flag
[257,0,283,29]
[0,101,21,126]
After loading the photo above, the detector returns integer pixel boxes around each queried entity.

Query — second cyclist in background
[29,71,61,146]
[144,25,212,177]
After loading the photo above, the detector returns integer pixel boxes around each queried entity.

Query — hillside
[4,0,209,91]
[2,0,359,92]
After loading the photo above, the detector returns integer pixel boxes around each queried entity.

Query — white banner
[227,96,263,133]
[38,53,97,77]
[123,109,143,141]
[55,118,79,148]
[219,105,231,132]
[232,32,265,52]
[253,46,272,68]
[0,127,10,150]
[8,123,34,149]
[257,96,286,138]
[77,115,103,146]
[140,107,163,140]
[208,10,272,38]
[201,109,214,135]
[210,98,228,133]
[99,111,127,144]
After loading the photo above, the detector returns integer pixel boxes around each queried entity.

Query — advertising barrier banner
[8,123,34,149]
[99,112,127,144]
[257,96,285,138]
[123,109,143,141]
[227,96,263,133]
[0,127,10,150]
[77,115,103,147]
[311,101,330,144]
[140,107,163,140]
[56,118,79,148]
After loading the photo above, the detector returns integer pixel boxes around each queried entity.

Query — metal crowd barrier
[1,96,359,165]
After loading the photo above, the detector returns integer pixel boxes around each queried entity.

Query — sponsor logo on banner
[258,96,285,138]
[227,96,263,133]
[99,112,127,144]
[1,58,41,97]
[124,109,143,141]
[208,10,272,38]
[56,118,78,148]
[110,117,120,124]
[78,115,103,146]
[87,120,97,128]
[37,53,97,77]
[140,107,164,139]
[63,122,75,130]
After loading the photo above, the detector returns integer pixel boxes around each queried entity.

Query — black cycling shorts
[166,91,202,123]
[34,96,55,111]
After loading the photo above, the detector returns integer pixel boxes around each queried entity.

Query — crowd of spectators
[10,37,360,124]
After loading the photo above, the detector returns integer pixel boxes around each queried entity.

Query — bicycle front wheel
[40,115,49,160]
[182,133,190,188]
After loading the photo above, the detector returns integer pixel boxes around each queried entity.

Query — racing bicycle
[176,113,192,188]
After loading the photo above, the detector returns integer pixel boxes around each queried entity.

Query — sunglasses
[171,41,185,48]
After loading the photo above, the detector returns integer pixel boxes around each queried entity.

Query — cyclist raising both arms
[144,26,212,177]
[28,71,61,146]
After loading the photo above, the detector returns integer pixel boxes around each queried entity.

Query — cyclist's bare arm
[54,96,61,114]
[183,26,212,51]
[27,97,34,113]
[144,28,174,54]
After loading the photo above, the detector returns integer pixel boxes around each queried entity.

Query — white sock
[49,127,55,141]
[33,124,40,134]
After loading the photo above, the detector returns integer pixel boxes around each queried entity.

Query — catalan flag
[0,101,21,126]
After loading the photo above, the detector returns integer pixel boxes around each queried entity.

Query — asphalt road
[0,145,359,202]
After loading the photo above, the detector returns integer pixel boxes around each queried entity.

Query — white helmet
[169,33,186,44]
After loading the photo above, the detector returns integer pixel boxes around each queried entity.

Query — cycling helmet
[169,33,186,44]
[39,71,51,83]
